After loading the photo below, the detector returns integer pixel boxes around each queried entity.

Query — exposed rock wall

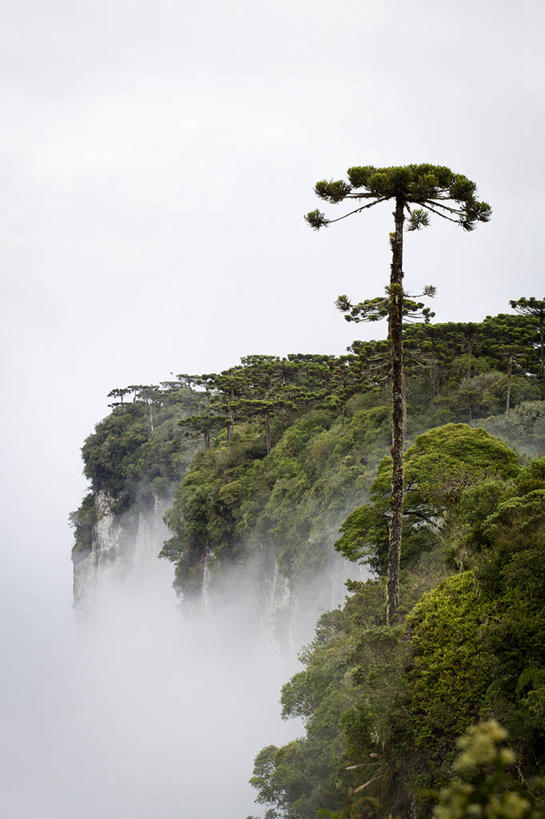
[73,490,365,648]
[72,490,171,610]
[263,551,365,649]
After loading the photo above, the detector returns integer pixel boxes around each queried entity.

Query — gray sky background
[2,0,545,627]
[0,1,544,812]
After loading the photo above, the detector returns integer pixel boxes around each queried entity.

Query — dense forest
[71,302,545,817]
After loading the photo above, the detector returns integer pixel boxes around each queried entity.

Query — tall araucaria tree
[305,164,491,623]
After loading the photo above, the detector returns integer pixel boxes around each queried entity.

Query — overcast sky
[0,0,544,809]
[1,1,544,815]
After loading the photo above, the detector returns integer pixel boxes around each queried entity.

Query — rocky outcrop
[72,490,171,610]
[73,489,365,648]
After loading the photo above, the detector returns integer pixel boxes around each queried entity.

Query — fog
[1,524,312,818]
[2,486,365,818]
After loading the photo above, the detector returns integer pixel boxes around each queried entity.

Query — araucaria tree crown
[305,164,491,232]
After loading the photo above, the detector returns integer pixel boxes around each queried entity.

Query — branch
[423,199,464,216]
[407,285,437,298]
[353,774,383,794]
[344,192,384,199]
[326,196,389,225]
[421,203,460,224]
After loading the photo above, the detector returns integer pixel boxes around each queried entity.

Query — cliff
[72,489,172,609]
[71,314,545,620]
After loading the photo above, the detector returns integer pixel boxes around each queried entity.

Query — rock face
[73,490,365,647]
[72,490,171,610]
[262,551,364,650]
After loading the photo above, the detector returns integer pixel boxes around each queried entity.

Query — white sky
[0,1,544,813]
[2,0,545,653]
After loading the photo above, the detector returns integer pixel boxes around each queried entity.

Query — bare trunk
[539,318,544,378]
[149,402,154,434]
[386,197,405,625]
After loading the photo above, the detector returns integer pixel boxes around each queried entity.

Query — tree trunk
[539,316,545,378]
[386,197,405,625]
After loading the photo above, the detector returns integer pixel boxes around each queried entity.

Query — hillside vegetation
[71,306,545,816]
[251,428,545,817]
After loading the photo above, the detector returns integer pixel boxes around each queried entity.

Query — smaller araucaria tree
[306,165,491,623]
